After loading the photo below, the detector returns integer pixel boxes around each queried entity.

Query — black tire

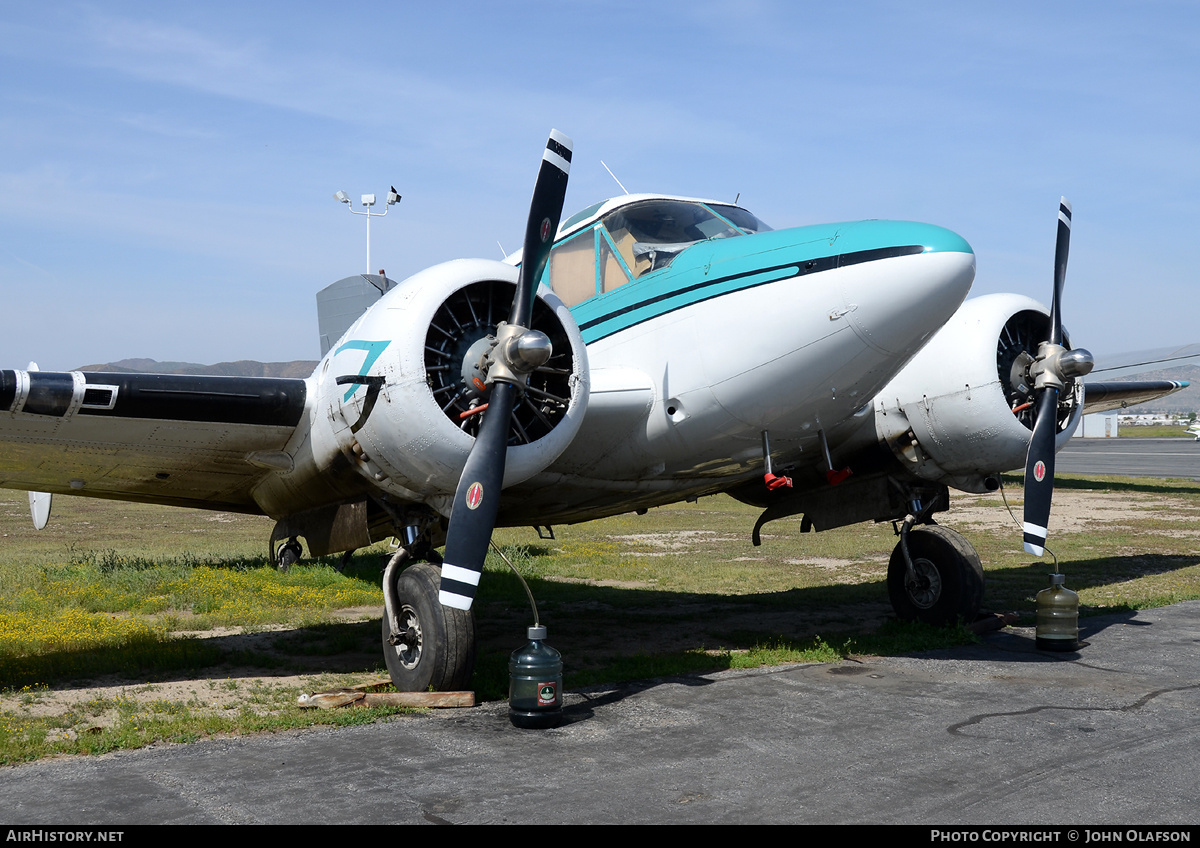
[276,540,302,572]
[887,525,984,626]
[382,562,476,692]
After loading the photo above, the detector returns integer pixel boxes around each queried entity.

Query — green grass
[3,473,1200,764]
[1119,425,1194,438]
[0,677,415,764]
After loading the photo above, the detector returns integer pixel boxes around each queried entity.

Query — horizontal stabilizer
[1082,380,1190,415]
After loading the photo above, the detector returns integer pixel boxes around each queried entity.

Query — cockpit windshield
[601,199,740,276]
[707,203,773,234]
[603,200,739,244]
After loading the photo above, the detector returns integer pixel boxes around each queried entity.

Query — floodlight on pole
[334,186,401,272]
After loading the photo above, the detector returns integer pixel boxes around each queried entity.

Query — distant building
[1119,414,1177,426]
[1078,413,1118,438]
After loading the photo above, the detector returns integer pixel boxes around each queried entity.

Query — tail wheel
[887,525,984,626]
[276,540,302,572]
[382,563,476,691]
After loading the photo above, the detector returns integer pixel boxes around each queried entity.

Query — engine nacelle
[311,258,589,512]
[870,293,1082,493]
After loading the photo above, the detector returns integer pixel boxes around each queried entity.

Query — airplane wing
[1081,380,1190,415]
[0,369,306,513]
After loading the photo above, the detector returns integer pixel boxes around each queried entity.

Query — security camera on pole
[334,186,401,273]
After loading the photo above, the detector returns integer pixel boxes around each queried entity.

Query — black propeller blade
[1022,198,1093,556]
[438,381,519,608]
[1049,197,1070,347]
[515,130,572,327]
[438,130,573,611]
[1022,381,1059,556]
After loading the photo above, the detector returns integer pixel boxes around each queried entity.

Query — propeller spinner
[1022,198,1094,556]
[438,130,573,610]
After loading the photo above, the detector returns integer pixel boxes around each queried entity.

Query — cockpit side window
[540,199,771,306]
[598,226,632,293]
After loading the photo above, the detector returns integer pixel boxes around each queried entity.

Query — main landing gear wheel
[383,562,476,692]
[887,525,984,626]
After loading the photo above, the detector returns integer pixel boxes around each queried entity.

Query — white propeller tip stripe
[1023,522,1047,556]
[441,562,481,586]
[544,130,573,175]
[543,149,571,175]
[439,590,474,611]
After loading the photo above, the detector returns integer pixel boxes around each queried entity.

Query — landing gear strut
[887,525,984,626]
[382,559,476,691]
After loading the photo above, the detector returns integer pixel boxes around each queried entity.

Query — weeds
[2,476,1200,763]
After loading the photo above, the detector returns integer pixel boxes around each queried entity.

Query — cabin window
[546,228,598,308]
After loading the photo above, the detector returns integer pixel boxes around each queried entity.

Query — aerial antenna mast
[600,160,630,195]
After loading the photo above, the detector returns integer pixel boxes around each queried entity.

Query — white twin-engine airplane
[1,131,1187,691]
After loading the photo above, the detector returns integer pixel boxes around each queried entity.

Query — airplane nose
[836,221,975,357]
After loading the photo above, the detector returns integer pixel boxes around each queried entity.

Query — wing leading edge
[1081,380,1190,415]
[0,370,307,512]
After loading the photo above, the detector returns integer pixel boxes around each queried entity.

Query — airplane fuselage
[503,215,976,523]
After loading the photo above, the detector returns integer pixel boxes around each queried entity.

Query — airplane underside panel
[0,370,306,512]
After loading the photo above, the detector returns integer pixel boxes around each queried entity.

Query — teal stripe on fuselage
[569,220,972,345]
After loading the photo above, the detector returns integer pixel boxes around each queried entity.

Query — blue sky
[1,1,1196,370]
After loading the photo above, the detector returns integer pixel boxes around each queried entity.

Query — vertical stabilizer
[316,274,395,356]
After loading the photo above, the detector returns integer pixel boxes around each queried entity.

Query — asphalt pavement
[2,603,1198,825]
[1058,436,1200,480]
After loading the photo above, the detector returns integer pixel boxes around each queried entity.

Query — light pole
[334,186,400,273]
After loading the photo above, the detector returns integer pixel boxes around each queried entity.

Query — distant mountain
[72,358,319,378]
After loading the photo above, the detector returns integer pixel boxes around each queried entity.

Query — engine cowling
[871,293,1082,493]
[312,258,590,513]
